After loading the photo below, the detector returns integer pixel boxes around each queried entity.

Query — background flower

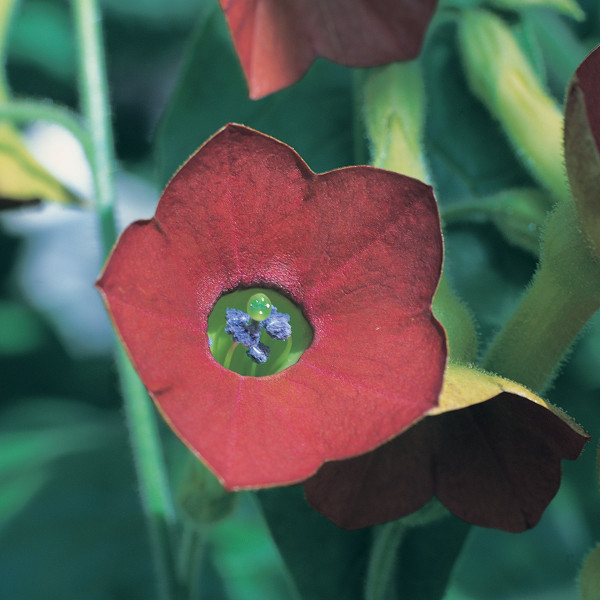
[218,0,439,98]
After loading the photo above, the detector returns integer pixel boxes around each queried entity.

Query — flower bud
[363,61,428,181]
[459,10,569,202]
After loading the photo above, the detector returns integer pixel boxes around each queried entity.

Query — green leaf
[442,188,549,255]
[423,21,534,204]
[0,122,81,206]
[155,3,354,188]
[7,1,76,82]
[487,0,585,21]
[394,515,472,600]
[101,0,209,23]
[257,486,370,600]
[0,299,46,355]
[0,399,155,600]
[580,543,600,600]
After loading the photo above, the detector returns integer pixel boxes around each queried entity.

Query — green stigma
[247,293,272,322]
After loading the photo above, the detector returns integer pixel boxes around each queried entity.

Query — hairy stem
[73,1,178,598]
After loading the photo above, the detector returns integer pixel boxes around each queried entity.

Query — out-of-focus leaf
[155,3,353,188]
[0,123,81,206]
[442,188,549,255]
[488,0,584,21]
[210,493,297,600]
[257,486,370,600]
[525,8,587,95]
[101,0,210,23]
[0,299,46,354]
[580,543,600,600]
[0,399,116,531]
[0,399,154,600]
[7,1,75,82]
[394,514,471,600]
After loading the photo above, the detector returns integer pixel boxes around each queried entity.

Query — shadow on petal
[304,365,589,531]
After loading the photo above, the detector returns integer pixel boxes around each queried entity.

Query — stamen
[263,307,292,340]
[221,301,292,366]
[247,341,271,363]
[225,309,261,347]
[208,287,311,376]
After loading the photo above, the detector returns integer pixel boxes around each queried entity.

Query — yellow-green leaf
[0,122,80,207]
[580,543,600,600]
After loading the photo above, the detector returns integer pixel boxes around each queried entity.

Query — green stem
[483,201,600,392]
[365,522,406,600]
[525,9,586,91]
[117,345,180,598]
[187,530,207,600]
[0,100,93,161]
[72,0,116,253]
[177,524,206,599]
[483,264,599,392]
[72,1,178,598]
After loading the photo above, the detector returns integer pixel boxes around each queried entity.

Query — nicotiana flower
[218,0,439,99]
[304,364,589,532]
[96,124,446,489]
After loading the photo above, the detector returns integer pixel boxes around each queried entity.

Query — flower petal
[304,364,589,531]
[218,0,439,98]
[564,45,600,258]
[97,124,446,489]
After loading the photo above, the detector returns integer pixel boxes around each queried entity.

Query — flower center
[207,287,313,377]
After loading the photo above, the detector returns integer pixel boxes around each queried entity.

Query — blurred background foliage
[1,0,600,598]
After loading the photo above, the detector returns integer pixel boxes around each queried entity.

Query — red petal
[304,393,588,531]
[97,124,445,489]
[564,45,600,257]
[571,45,600,150]
[218,0,439,98]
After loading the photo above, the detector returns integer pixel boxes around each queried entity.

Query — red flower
[218,0,439,99]
[96,124,446,490]
[304,365,589,532]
